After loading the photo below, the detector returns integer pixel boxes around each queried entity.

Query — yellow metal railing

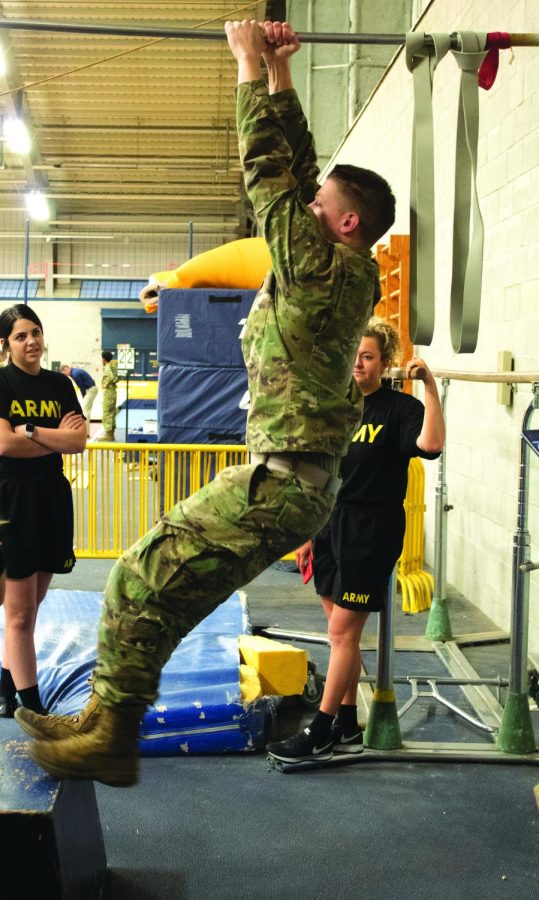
[65,445,432,611]
[397,457,434,614]
[64,442,247,559]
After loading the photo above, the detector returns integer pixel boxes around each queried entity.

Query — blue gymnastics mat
[0,589,271,755]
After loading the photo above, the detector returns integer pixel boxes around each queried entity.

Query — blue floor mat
[0,589,270,755]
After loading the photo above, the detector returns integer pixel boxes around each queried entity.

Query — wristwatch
[24,423,36,439]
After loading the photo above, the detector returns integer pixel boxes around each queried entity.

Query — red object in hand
[303,553,314,585]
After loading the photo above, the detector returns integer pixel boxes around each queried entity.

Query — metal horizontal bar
[0,19,406,44]
[0,19,537,47]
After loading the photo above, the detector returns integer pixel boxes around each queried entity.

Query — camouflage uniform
[94,81,379,711]
[101,358,118,436]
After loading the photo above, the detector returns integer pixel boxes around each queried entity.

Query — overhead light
[3,116,31,154]
[0,48,7,78]
[25,189,50,221]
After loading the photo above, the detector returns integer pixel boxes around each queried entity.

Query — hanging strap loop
[406,31,451,346]
[449,31,488,353]
[478,32,511,90]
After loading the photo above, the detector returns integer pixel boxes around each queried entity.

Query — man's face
[308,178,348,242]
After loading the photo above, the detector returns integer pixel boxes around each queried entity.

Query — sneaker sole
[29,745,138,788]
[334,743,364,755]
[267,750,334,764]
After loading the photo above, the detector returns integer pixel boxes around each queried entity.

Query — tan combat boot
[15,692,100,741]
[25,702,143,787]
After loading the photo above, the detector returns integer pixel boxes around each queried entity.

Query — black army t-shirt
[0,363,82,475]
[339,383,439,507]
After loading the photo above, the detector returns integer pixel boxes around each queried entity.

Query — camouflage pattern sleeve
[236,80,334,301]
[269,88,319,205]
[236,80,377,456]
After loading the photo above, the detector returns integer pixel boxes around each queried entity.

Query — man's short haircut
[328,164,396,248]
[102,351,113,363]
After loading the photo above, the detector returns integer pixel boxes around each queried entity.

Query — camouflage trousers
[94,463,335,710]
[101,388,117,434]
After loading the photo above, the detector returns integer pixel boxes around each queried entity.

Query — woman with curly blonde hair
[268,317,445,764]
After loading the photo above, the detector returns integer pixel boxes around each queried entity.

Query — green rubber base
[496,692,537,755]
[364,697,403,750]
[425,596,453,642]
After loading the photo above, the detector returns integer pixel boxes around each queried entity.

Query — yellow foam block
[238,635,308,697]
[239,664,263,704]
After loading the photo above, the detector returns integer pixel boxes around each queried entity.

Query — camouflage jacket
[236,81,378,456]
[102,359,118,391]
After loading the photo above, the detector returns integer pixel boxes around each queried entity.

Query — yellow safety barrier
[65,446,433,606]
[64,442,247,559]
[397,457,434,613]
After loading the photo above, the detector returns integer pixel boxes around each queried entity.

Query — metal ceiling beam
[0,19,537,46]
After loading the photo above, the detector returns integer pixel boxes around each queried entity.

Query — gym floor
[46,558,538,900]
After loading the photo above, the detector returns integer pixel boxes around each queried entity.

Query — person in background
[59,363,97,436]
[15,20,396,786]
[101,351,118,441]
[267,318,445,763]
[0,305,87,717]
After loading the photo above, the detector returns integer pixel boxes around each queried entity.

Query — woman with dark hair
[0,304,87,717]
[267,317,446,763]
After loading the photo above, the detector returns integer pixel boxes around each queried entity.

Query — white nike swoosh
[312,744,331,755]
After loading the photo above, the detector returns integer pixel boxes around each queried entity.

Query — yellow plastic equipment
[141,237,270,312]
[238,635,308,701]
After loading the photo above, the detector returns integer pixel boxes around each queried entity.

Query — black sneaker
[266,727,333,763]
[0,693,19,718]
[331,722,364,754]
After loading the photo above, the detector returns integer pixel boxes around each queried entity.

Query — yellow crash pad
[238,635,308,697]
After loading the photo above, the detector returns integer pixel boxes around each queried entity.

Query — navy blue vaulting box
[157,287,256,368]
[157,287,255,445]
[158,363,247,443]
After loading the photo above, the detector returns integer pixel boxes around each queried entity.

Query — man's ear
[339,211,359,234]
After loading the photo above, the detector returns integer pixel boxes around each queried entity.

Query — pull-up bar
[0,19,537,47]
[391,368,539,384]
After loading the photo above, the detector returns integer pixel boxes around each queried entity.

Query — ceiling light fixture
[25,189,50,221]
[3,115,31,154]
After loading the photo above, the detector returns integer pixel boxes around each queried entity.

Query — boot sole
[29,745,138,788]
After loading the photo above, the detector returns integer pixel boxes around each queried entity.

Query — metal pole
[364,567,403,749]
[23,216,30,303]
[509,384,539,694]
[0,19,537,47]
[377,569,396,692]
[425,378,453,641]
[497,382,539,754]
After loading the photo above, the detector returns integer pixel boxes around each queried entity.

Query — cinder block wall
[325,0,539,659]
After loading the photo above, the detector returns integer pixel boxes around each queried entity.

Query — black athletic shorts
[313,503,405,613]
[0,472,76,579]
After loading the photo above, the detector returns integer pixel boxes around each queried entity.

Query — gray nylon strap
[406,32,451,346]
[450,32,488,352]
